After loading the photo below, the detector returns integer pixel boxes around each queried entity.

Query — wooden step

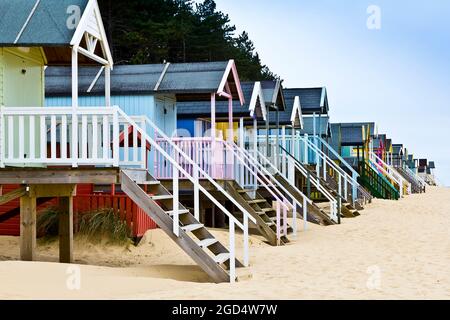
[255,211,266,216]
[138,181,161,185]
[166,209,190,216]
[261,208,274,212]
[151,195,173,201]
[237,189,257,193]
[213,253,230,264]
[181,223,204,233]
[197,238,218,248]
[247,199,266,204]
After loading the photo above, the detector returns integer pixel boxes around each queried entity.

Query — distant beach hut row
[0,0,437,283]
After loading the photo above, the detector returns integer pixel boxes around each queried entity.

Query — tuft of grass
[36,207,60,237]
[78,209,132,246]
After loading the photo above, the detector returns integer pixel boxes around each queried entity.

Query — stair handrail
[226,140,314,235]
[276,144,339,223]
[404,166,427,188]
[361,160,400,199]
[306,137,373,204]
[302,136,362,203]
[315,136,359,178]
[370,151,411,195]
[116,108,256,283]
[222,141,293,239]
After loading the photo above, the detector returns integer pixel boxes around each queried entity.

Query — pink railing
[154,137,235,180]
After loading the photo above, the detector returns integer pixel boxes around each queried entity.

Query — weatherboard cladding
[45,62,231,96]
[177,81,255,117]
[0,0,89,46]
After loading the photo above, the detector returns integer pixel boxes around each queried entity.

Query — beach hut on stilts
[0,0,262,283]
[177,79,314,245]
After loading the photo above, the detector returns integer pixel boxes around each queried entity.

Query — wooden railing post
[173,155,179,237]
[303,196,308,230]
[112,108,119,167]
[193,165,200,221]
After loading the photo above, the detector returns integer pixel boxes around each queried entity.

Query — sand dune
[0,186,449,299]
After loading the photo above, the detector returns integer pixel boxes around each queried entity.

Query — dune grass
[36,207,132,246]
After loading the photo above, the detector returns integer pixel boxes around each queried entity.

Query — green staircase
[358,161,400,200]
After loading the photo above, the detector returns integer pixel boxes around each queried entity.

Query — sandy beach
[0,186,449,300]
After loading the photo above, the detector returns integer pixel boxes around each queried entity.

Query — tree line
[98,0,276,81]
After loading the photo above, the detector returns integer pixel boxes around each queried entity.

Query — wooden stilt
[59,196,74,263]
[20,195,37,261]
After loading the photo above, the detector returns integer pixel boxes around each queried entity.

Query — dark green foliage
[98,0,276,81]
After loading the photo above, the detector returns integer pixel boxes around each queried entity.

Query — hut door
[155,97,176,137]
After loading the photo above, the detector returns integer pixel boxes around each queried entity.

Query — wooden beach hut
[0,0,259,283]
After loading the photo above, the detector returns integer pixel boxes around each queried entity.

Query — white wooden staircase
[121,169,243,283]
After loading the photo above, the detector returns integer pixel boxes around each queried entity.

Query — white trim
[77,46,108,65]
[14,0,41,44]
[87,66,105,93]
[154,62,171,91]
[248,82,267,121]
[70,0,114,67]
[320,87,326,109]
[217,59,245,105]
[290,96,303,129]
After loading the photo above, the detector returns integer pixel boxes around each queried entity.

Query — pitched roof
[261,80,286,111]
[46,61,242,99]
[0,0,89,46]
[283,87,328,115]
[177,81,262,119]
[392,144,404,155]
[338,122,375,146]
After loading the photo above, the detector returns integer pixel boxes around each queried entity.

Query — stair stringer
[121,171,238,283]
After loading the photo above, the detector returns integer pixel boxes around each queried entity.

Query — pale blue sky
[214,0,450,185]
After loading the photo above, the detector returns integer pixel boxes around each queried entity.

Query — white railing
[369,151,411,196]
[404,166,427,189]
[0,106,120,167]
[258,140,338,223]
[118,111,260,283]
[154,133,294,241]
[0,106,257,283]
[245,145,314,232]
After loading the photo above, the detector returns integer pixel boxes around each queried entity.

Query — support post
[59,196,74,263]
[105,64,111,107]
[303,196,308,230]
[20,195,37,261]
[239,117,244,186]
[71,47,79,167]
[193,166,200,221]
[252,118,258,195]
